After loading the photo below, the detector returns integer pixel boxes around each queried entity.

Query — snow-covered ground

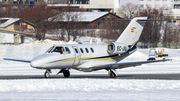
[0,40,180,100]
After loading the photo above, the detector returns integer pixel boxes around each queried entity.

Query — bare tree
[97,19,128,42]
[52,10,84,41]
[139,7,169,47]
[117,3,141,19]
[170,25,180,48]
[23,3,58,40]
[161,21,173,48]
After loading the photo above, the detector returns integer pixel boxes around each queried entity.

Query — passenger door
[72,46,81,66]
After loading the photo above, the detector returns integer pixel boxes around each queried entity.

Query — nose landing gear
[44,69,52,78]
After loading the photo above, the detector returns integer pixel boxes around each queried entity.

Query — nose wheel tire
[44,69,51,78]
[63,70,70,78]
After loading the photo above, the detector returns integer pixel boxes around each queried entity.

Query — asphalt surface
[0,74,180,80]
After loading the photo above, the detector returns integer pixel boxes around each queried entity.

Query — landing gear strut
[44,69,51,78]
[108,69,118,78]
[110,71,116,78]
[57,69,70,78]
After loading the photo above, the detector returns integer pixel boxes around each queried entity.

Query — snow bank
[21,39,78,46]
[0,79,180,100]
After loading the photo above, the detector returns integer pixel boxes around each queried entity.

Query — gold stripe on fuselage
[57,50,135,63]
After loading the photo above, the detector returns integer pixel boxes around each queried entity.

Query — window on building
[140,4,144,8]
[176,16,180,19]
[171,4,174,9]
[102,18,105,21]
[163,4,168,8]
[147,4,152,8]
[174,4,180,9]
[68,0,73,4]
[75,0,89,4]
[155,4,160,8]
[94,25,97,29]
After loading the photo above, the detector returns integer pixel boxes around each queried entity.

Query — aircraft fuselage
[30,43,135,72]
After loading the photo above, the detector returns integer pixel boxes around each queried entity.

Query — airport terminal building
[47,0,121,13]
[47,0,180,13]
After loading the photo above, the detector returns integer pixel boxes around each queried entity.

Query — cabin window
[85,48,89,53]
[80,48,84,53]
[90,48,94,53]
[75,48,78,53]
[52,47,65,54]
[65,47,71,54]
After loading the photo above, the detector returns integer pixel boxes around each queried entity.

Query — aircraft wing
[3,58,31,63]
[92,59,172,70]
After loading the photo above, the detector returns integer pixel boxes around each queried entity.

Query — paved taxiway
[0,74,180,80]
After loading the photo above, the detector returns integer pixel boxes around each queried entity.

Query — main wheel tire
[110,71,116,78]
[63,70,70,78]
[44,71,50,78]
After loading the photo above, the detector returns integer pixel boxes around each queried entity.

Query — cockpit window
[65,47,71,54]
[46,46,55,53]
[52,47,65,54]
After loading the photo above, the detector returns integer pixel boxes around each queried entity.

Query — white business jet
[4,17,171,78]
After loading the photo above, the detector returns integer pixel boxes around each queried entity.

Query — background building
[47,0,121,13]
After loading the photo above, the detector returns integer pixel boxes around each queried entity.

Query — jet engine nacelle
[107,42,129,55]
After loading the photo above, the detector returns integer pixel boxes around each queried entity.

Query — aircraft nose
[30,56,44,68]
[30,60,39,68]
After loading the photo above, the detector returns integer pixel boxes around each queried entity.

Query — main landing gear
[108,69,118,78]
[44,69,70,78]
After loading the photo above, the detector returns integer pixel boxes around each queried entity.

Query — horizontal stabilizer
[91,59,172,70]
[4,58,31,63]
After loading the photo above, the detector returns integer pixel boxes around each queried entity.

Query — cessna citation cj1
[4,17,172,78]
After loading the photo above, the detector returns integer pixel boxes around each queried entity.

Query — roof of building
[0,18,36,28]
[0,18,20,28]
[51,12,120,22]
[80,12,109,22]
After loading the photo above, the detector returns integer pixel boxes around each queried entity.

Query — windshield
[52,46,65,54]
[46,46,55,53]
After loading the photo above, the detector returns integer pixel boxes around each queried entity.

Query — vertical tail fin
[116,17,147,46]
